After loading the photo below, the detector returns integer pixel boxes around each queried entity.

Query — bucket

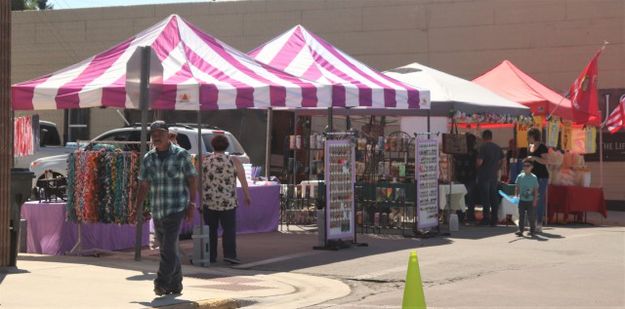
[582,172,591,187]
[449,213,459,232]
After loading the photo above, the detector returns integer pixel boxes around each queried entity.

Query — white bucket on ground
[449,213,459,232]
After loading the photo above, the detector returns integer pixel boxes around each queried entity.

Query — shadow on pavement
[131,295,191,308]
[126,271,156,281]
[0,267,31,285]
[15,223,573,278]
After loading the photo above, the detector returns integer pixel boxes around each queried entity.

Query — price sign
[416,139,439,229]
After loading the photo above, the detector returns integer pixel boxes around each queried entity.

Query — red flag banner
[606,95,625,134]
[569,49,603,126]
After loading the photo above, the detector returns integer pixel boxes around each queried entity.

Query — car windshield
[202,133,245,155]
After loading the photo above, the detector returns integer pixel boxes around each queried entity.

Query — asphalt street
[241,225,625,309]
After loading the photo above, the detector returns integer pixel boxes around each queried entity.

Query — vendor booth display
[475,59,606,224]
[250,26,430,240]
[386,62,531,229]
[65,150,145,224]
[11,15,348,256]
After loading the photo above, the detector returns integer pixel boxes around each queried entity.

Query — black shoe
[168,284,183,295]
[154,286,167,296]
[529,231,537,237]
[224,257,241,264]
[515,231,524,237]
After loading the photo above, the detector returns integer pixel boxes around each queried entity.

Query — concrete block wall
[9,0,625,200]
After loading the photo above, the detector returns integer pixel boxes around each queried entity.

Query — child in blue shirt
[515,159,539,237]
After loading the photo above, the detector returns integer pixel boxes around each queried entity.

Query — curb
[154,298,239,309]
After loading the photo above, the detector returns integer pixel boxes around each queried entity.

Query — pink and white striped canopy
[12,15,331,111]
[249,25,430,110]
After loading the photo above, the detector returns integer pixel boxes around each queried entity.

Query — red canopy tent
[473,60,578,123]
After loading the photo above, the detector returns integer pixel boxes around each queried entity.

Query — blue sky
[48,0,215,10]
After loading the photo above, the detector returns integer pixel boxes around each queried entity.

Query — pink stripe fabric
[12,75,51,110]
[12,15,329,111]
[250,25,423,109]
[308,31,396,107]
[55,37,134,109]
[100,76,127,108]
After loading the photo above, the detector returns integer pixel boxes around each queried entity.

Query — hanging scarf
[66,152,77,222]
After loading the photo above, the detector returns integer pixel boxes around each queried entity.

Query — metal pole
[265,108,272,178]
[600,94,610,188]
[67,109,72,143]
[427,110,431,140]
[197,109,206,266]
[0,0,11,267]
[328,107,333,132]
[134,46,151,261]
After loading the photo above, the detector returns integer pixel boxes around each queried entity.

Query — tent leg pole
[197,109,206,266]
[427,110,431,140]
[135,46,151,262]
[328,107,333,132]
[265,108,272,179]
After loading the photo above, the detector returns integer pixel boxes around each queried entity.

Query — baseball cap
[149,121,169,134]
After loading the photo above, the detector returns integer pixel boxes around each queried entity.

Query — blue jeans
[153,211,184,290]
[537,178,548,225]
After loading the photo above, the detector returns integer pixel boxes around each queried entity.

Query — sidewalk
[0,252,350,309]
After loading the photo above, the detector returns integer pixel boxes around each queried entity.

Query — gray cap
[149,121,169,134]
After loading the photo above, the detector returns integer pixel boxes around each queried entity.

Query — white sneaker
[536,223,542,233]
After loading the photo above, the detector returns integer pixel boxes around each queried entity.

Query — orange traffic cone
[402,251,426,309]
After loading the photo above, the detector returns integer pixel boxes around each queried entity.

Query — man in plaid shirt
[136,121,197,296]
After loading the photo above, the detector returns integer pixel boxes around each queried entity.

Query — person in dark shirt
[526,128,549,232]
[476,130,503,226]
[453,133,478,222]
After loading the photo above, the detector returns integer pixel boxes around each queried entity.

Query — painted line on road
[232,251,321,269]
[352,266,406,281]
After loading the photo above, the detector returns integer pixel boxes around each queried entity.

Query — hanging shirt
[528,143,549,179]
[202,153,238,211]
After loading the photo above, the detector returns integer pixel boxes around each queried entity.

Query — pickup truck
[29,124,251,198]
[14,120,78,170]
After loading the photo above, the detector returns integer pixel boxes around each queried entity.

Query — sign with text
[585,132,625,161]
[416,139,439,229]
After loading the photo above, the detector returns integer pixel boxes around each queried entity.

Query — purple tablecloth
[179,183,281,235]
[21,202,149,255]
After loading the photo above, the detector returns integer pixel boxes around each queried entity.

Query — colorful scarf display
[66,149,150,224]
[13,116,35,157]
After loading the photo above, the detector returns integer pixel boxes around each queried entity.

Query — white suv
[29,124,250,196]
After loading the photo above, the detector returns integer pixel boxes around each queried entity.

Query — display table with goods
[182,182,281,235]
[355,181,415,236]
[285,128,419,234]
[547,185,606,223]
[20,202,149,255]
[352,131,420,236]
[542,147,605,223]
